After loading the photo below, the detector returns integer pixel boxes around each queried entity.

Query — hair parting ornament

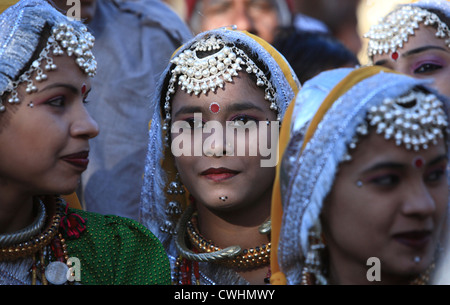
[162,31,278,135]
[364,4,450,60]
[344,89,448,161]
[0,23,96,112]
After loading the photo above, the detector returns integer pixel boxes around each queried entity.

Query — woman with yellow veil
[271,66,450,285]
[139,27,300,285]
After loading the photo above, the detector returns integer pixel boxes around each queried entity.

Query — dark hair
[272,27,359,84]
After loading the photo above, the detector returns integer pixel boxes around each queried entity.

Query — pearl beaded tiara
[0,0,96,112]
[345,89,448,161]
[365,4,450,58]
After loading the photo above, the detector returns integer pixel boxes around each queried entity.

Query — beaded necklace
[172,213,271,285]
[0,196,85,285]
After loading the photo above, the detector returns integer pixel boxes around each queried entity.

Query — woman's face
[200,0,280,43]
[0,54,99,196]
[322,130,448,283]
[373,24,450,97]
[170,72,277,213]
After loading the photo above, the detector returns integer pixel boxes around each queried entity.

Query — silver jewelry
[45,261,69,285]
[0,22,96,112]
[414,256,421,264]
[356,180,363,188]
[345,90,448,161]
[365,5,450,58]
[0,198,46,247]
[219,196,228,201]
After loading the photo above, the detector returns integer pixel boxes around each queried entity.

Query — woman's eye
[229,115,258,126]
[414,63,442,74]
[185,118,204,129]
[425,168,446,183]
[370,174,400,187]
[46,96,66,107]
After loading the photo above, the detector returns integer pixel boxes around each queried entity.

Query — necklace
[0,198,46,247]
[186,215,271,271]
[0,198,64,261]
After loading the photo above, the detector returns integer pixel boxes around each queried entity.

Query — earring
[301,225,327,285]
[167,173,185,195]
[161,173,185,235]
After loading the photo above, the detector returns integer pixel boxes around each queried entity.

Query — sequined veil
[139,27,300,284]
[270,66,450,285]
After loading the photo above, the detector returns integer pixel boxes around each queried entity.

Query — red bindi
[413,157,424,168]
[81,83,87,95]
[391,51,399,61]
[210,102,220,114]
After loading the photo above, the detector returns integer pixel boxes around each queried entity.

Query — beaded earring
[301,223,327,285]
[161,173,185,235]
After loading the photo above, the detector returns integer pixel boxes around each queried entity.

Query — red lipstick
[200,167,239,182]
[62,151,89,170]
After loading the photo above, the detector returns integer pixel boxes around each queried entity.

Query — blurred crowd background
[0,0,418,65]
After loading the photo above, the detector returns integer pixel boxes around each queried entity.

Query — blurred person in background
[184,0,293,43]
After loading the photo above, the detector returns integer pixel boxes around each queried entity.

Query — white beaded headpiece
[163,33,277,132]
[0,0,96,112]
[365,5,450,59]
[345,90,448,160]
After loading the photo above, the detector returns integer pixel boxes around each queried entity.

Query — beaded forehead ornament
[345,90,448,160]
[365,5,450,60]
[0,23,96,112]
[162,33,277,132]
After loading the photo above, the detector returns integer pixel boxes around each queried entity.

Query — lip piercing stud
[219,196,228,201]
[356,180,363,188]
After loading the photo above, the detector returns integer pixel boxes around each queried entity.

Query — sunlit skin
[199,0,280,43]
[321,131,448,285]
[170,72,277,284]
[0,54,99,235]
[373,24,450,97]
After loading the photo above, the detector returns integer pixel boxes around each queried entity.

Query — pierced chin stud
[210,102,220,114]
[219,196,228,201]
